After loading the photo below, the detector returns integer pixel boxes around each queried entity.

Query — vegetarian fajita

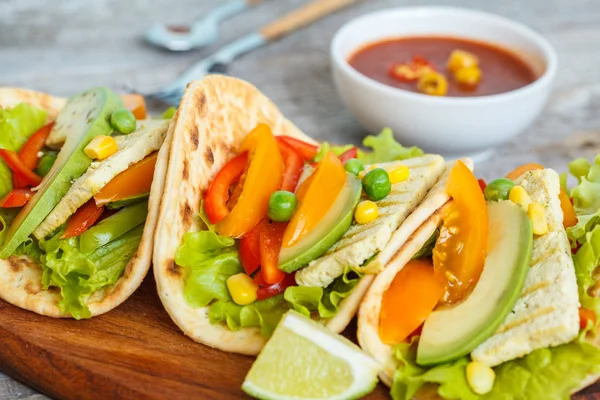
[357,158,600,399]
[0,87,169,319]
[152,75,469,355]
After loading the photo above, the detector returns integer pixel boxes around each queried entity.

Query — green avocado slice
[278,174,362,274]
[416,200,533,366]
[105,192,150,210]
[0,87,123,258]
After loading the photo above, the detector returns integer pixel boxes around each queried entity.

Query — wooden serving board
[0,275,597,400]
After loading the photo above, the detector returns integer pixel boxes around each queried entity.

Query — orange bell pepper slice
[94,152,157,206]
[579,307,597,330]
[121,94,147,120]
[216,124,283,238]
[62,199,105,239]
[379,259,444,344]
[433,161,488,305]
[282,150,346,247]
[505,163,577,228]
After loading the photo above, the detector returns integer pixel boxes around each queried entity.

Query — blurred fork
[145,0,359,106]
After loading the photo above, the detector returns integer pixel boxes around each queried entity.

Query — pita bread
[0,87,66,120]
[0,89,168,317]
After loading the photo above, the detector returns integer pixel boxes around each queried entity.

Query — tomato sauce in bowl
[348,36,537,97]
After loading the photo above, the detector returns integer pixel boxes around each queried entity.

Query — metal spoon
[145,0,264,52]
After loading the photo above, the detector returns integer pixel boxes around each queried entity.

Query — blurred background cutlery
[145,0,360,105]
[145,0,265,52]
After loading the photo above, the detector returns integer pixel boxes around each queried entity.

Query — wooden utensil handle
[260,0,358,41]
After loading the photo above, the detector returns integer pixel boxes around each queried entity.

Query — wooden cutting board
[0,275,597,400]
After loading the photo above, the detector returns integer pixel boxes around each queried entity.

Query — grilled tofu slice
[471,169,580,367]
[295,154,445,288]
[33,119,169,239]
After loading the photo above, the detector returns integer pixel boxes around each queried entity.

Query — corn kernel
[508,185,531,211]
[447,49,479,72]
[226,273,258,306]
[528,202,549,235]
[418,72,448,96]
[84,135,118,160]
[454,66,482,87]
[358,165,376,179]
[387,165,410,184]
[354,200,379,224]
[466,361,495,395]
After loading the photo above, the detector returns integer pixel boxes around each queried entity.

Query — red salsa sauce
[348,36,538,97]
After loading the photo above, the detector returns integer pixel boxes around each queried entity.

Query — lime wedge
[242,310,380,400]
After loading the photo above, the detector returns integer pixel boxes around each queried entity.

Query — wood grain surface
[1,0,600,398]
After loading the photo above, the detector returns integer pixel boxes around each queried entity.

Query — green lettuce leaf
[567,155,600,245]
[0,103,48,198]
[0,208,19,246]
[176,231,240,307]
[358,128,424,165]
[39,225,143,319]
[391,333,600,400]
[284,266,360,319]
[390,337,477,400]
[313,142,355,162]
[573,225,600,319]
[209,295,289,337]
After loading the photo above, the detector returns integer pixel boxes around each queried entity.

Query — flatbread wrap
[0,87,169,319]
[358,162,600,399]
[153,75,459,355]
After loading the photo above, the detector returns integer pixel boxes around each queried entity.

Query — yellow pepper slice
[216,124,283,238]
[282,150,346,247]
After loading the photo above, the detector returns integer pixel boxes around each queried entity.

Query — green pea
[35,152,57,177]
[268,191,298,222]
[110,108,137,134]
[363,168,391,201]
[344,158,365,176]
[484,178,515,201]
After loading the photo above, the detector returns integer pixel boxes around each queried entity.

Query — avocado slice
[105,192,150,210]
[0,87,123,258]
[278,174,362,273]
[416,200,533,366]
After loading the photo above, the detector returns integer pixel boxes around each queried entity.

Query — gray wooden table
[1,0,599,398]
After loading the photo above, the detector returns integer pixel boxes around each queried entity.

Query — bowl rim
[330,5,558,105]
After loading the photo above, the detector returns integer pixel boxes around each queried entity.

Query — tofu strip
[471,169,580,367]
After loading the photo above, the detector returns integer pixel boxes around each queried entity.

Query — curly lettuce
[358,128,424,165]
[0,103,48,198]
[390,333,600,400]
[177,231,362,337]
[566,155,600,245]
[38,224,144,319]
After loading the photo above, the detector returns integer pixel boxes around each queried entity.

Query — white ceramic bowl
[331,6,557,160]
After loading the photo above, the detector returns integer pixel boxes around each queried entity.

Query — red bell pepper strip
[0,149,42,187]
[62,199,105,239]
[239,219,264,275]
[13,122,55,188]
[257,272,296,300]
[204,153,248,225]
[338,147,358,164]
[580,308,597,330]
[276,138,304,192]
[477,179,487,193]
[259,221,287,285]
[277,136,318,161]
[0,189,33,208]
